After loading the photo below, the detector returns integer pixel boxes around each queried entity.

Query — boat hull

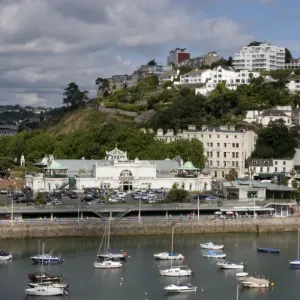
[160,269,192,277]
[31,257,63,264]
[241,282,269,288]
[0,254,12,261]
[28,282,69,289]
[25,287,65,296]
[97,254,126,261]
[164,285,197,293]
[200,243,224,250]
[93,261,123,269]
[289,261,300,268]
[257,248,280,253]
[236,272,249,277]
[154,253,184,260]
[202,253,226,259]
[220,265,244,269]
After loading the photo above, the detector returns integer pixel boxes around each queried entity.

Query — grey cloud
[0,0,253,107]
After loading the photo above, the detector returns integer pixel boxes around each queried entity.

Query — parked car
[193,194,210,200]
[204,196,218,201]
[69,192,78,199]
[0,189,7,194]
[81,195,94,202]
[46,200,63,205]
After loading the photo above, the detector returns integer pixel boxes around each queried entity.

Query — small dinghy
[164,283,197,293]
[202,250,226,259]
[236,272,249,277]
[257,247,280,253]
[0,250,12,261]
[200,242,224,250]
[289,258,300,268]
[217,261,247,269]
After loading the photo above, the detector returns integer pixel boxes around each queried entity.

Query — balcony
[46,174,68,178]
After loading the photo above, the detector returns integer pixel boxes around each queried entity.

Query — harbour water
[0,232,299,300]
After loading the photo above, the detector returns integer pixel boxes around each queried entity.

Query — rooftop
[260,109,287,117]
[223,180,295,191]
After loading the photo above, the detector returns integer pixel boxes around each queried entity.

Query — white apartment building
[244,107,292,127]
[233,43,285,71]
[192,66,260,95]
[284,58,300,69]
[247,158,294,178]
[155,125,257,179]
[286,76,300,93]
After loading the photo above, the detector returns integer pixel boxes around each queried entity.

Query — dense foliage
[165,184,189,203]
[0,123,206,169]
[251,120,297,159]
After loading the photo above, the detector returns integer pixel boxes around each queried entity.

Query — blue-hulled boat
[257,247,280,253]
[289,258,300,268]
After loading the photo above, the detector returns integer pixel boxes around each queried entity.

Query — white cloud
[0,0,254,107]
[15,93,48,107]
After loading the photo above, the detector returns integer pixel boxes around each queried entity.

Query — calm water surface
[0,232,299,300]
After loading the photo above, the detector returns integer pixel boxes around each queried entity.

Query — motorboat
[202,250,226,259]
[93,258,123,269]
[217,261,247,269]
[160,266,193,277]
[25,285,67,296]
[236,272,249,277]
[240,276,270,288]
[164,283,197,293]
[154,252,184,260]
[0,250,12,261]
[257,247,280,253]
[30,253,63,264]
[289,258,300,268]
[200,242,224,250]
[28,272,63,283]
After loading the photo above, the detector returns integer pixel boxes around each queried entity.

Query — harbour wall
[1,218,300,239]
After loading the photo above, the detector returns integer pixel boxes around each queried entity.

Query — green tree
[292,179,299,189]
[165,184,189,203]
[225,169,237,181]
[63,82,89,107]
[95,78,110,96]
[251,120,297,158]
[247,41,262,47]
[285,48,293,63]
[147,59,157,66]
[0,157,14,178]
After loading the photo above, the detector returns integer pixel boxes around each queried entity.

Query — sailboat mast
[41,243,45,283]
[97,226,107,254]
[107,217,111,249]
[297,228,300,258]
[171,226,174,268]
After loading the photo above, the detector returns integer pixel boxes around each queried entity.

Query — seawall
[1,218,300,239]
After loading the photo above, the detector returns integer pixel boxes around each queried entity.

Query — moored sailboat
[0,250,12,261]
[289,228,300,268]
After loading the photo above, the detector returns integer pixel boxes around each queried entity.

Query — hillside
[47,107,136,135]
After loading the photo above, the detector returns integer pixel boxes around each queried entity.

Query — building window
[217,135,220,138]
[253,161,257,165]
[217,152,220,158]
[233,143,235,147]
[207,143,209,147]
[232,152,235,158]
[210,161,212,166]
[275,161,278,165]
[260,167,263,172]
[236,152,239,158]
[217,161,220,166]
[214,171,217,177]
[236,161,239,167]
[232,161,235,167]
[283,161,286,165]
[267,167,270,172]
[224,152,227,158]
[235,135,237,139]
[209,135,211,138]
[264,161,269,165]
[283,167,286,172]
[247,191,258,198]
[210,151,213,157]
[217,143,220,147]
[236,143,239,148]
[222,171,225,177]
[275,167,277,172]
[210,143,213,147]
[207,151,209,157]
[224,143,227,147]
[224,161,227,167]
[226,135,228,138]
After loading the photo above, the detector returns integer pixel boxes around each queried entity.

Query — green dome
[181,161,199,170]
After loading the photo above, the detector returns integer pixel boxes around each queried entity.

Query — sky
[0,0,299,107]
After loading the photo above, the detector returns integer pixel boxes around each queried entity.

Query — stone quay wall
[0,217,300,239]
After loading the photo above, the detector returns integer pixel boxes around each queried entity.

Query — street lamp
[252,194,256,219]
[236,282,239,300]
[10,194,14,225]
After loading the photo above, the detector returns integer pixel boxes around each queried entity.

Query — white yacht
[202,250,226,259]
[93,258,123,269]
[164,283,197,293]
[200,242,224,250]
[25,285,66,296]
[240,276,270,288]
[217,261,247,269]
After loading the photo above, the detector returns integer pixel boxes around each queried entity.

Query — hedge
[103,102,118,109]
[118,104,141,112]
